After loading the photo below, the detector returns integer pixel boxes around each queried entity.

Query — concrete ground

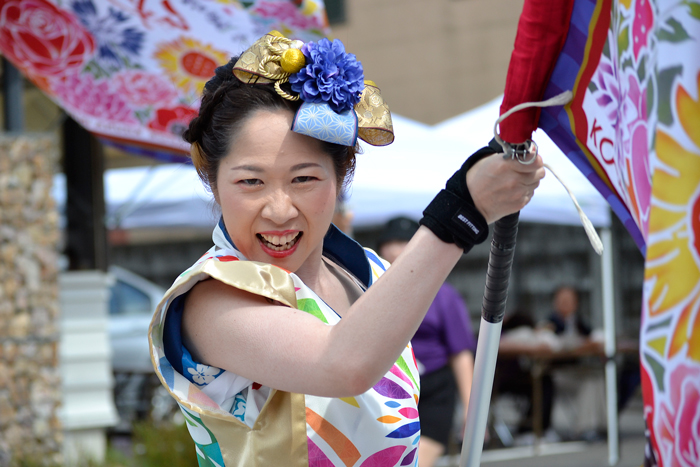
[448,436,645,467]
[437,393,646,467]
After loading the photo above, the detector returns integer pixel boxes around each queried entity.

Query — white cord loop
[493,90,604,255]
[544,163,604,255]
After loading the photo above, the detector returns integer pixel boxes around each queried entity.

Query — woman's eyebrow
[290,162,321,171]
[230,164,263,172]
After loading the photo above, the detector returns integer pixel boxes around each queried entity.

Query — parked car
[108,265,164,373]
[107,266,179,429]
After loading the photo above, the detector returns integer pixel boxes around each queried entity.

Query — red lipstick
[257,231,302,258]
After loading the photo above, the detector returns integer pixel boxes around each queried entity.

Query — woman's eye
[239,178,262,186]
[293,176,317,183]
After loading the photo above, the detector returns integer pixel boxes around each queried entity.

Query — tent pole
[601,227,619,465]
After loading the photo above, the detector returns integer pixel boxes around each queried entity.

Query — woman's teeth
[259,233,300,251]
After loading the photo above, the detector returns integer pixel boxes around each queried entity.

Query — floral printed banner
[0,0,330,161]
[537,0,700,465]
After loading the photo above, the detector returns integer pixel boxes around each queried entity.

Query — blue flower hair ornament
[232,32,394,147]
[290,38,364,114]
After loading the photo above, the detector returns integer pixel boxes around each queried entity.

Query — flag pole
[460,212,519,467]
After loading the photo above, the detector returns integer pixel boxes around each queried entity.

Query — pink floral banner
[536,0,700,464]
[0,0,330,161]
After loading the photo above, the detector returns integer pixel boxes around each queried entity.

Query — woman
[149,32,544,466]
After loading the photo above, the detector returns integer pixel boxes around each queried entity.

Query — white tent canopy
[350,95,610,228]
[53,97,610,231]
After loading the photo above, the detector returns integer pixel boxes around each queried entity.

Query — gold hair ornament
[233,31,304,101]
[233,32,394,146]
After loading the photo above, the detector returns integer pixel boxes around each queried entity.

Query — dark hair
[551,285,579,300]
[182,56,357,195]
[376,216,419,250]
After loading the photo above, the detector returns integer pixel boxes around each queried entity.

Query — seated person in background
[377,216,477,467]
[540,285,591,341]
[539,285,606,440]
[495,309,556,440]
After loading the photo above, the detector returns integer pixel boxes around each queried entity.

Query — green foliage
[129,421,197,467]
[12,446,128,467]
[10,421,197,467]
[12,454,63,467]
[9,422,197,467]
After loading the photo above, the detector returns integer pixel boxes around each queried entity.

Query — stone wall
[0,135,62,465]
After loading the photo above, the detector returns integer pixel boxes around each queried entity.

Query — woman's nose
[261,189,298,224]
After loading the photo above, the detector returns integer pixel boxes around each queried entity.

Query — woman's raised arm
[182,151,544,397]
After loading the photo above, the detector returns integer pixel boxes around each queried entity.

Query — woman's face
[216,108,338,272]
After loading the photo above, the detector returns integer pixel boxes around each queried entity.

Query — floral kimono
[149,219,422,467]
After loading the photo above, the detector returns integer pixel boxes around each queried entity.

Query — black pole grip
[480,212,519,323]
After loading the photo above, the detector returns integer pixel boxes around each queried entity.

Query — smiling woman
[148,32,545,467]
[214,110,338,272]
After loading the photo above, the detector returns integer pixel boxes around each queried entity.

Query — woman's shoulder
[187,276,265,306]
[165,247,298,309]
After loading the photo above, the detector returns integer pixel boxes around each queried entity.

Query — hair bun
[204,59,237,94]
[182,118,199,144]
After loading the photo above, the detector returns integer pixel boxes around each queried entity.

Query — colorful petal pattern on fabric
[339,396,360,408]
[390,363,414,389]
[359,446,407,467]
[400,447,418,466]
[307,437,336,467]
[398,408,419,419]
[298,298,329,324]
[386,422,421,439]
[306,407,361,467]
[150,235,421,466]
[377,416,401,424]
[180,407,226,467]
[396,355,420,391]
[215,255,239,262]
[373,377,411,399]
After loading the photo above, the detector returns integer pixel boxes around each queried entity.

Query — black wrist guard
[419,139,500,252]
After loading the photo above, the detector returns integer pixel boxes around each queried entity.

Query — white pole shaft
[460,319,503,467]
[601,228,619,465]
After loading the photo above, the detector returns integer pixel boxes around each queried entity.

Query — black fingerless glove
[419,138,501,253]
